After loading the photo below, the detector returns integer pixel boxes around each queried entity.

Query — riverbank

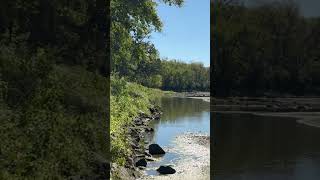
[111,86,210,179]
[111,77,167,179]
[139,133,210,180]
[213,97,320,128]
[173,92,210,102]
[212,97,320,112]
[111,106,163,179]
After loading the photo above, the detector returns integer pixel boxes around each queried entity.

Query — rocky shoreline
[111,106,164,179]
[174,91,210,98]
[139,133,210,180]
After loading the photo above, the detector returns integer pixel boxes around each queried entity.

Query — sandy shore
[139,133,210,180]
[256,112,320,128]
[213,97,320,128]
[212,97,320,112]
[187,96,210,102]
[215,111,320,128]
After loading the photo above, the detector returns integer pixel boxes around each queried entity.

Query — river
[139,97,210,180]
[213,112,320,180]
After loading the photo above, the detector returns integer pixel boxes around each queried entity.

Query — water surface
[145,97,210,176]
[214,112,320,180]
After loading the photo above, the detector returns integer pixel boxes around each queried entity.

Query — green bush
[0,58,109,178]
[110,75,164,166]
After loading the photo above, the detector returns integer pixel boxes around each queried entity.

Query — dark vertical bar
[96,0,111,178]
[210,0,216,179]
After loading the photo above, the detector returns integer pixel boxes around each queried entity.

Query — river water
[142,97,210,179]
[213,112,320,180]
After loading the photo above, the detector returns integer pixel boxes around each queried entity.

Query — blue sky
[150,0,210,67]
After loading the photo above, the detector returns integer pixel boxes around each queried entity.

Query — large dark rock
[157,166,176,174]
[135,159,147,167]
[149,144,165,155]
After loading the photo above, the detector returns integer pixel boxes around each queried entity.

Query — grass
[110,75,171,167]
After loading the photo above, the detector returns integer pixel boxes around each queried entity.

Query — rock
[146,157,156,162]
[145,127,154,132]
[153,114,161,120]
[135,159,147,167]
[136,154,145,158]
[149,107,157,113]
[149,144,165,155]
[134,136,140,142]
[139,110,149,118]
[157,166,176,174]
[130,143,139,149]
[112,163,136,180]
[144,151,151,157]
[126,157,134,167]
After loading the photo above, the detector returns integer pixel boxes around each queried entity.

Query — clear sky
[150,0,210,67]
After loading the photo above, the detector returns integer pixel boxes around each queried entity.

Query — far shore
[215,111,320,128]
[187,96,210,102]
[173,92,210,102]
[212,97,320,128]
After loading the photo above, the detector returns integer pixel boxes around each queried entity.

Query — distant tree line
[213,0,320,96]
[113,58,210,92]
[111,0,209,92]
[158,60,210,91]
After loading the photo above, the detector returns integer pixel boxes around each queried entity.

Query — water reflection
[156,97,210,122]
[149,97,210,145]
[145,97,210,175]
[213,112,320,180]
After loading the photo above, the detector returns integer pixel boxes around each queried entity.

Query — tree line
[0,0,208,178]
[111,0,209,92]
[159,60,209,91]
[212,0,320,96]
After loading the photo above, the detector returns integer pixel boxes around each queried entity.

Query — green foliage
[110,0,187,85]
[110,0,209,92]
[0,0,110,178]
[110,75,164,165]
[0,61,109,178]
[0,0,108,74]
[213,0,320,96]
[161,60,210,91]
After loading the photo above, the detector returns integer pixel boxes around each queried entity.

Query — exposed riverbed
[213,97,320,180]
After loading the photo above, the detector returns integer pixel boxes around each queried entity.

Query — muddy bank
[213,97,320,128]
[173,92,210,102]
[215,111,320,128]
[253,112,320,128]
[213,97,320,112]
[139,133,210,180]
[111,106,162,180]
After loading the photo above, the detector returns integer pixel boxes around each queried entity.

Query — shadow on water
[213,112,320,180]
